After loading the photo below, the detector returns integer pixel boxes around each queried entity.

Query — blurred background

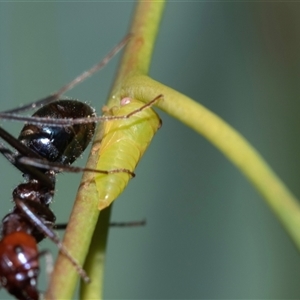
[1,2,300,299]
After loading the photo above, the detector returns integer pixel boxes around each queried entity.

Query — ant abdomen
[0,232,40,300]
[18,100,96,165]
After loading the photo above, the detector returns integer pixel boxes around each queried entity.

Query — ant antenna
[0,94,163,126]
[0,34,131,115]
[17,156,136,177]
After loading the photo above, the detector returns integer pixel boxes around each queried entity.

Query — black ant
[0,35,155,300]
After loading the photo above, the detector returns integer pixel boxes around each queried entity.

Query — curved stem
[123,74,300,250]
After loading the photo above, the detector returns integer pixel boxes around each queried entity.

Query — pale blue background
[1,2,300,299]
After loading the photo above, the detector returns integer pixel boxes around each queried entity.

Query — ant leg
[55,219,146,230]
[119,94,163,118]
[15,198,90,283]
[0,129,55,188]
[17,156,136,178]
[0,126,41,159]
[109,219,146,227]
[78,93,163,123]
[0,141,17,166]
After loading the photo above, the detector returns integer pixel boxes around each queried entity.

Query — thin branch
[45,1,166,299]
[123,74,300,250]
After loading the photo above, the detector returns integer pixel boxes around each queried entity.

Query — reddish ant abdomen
[0,232,39,300]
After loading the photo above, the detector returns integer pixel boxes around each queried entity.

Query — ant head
[0,232,39,300]
[18,100,96,166]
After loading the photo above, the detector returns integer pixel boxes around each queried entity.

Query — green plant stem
[46,0,300,298]
[108,1,166,107]
[81,2,166,298]
[45,1,165,299]
[122,74,300,250]
[80,205,112,299]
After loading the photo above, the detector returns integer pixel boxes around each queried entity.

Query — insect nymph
[95,95,162,210]
[0,36,162,300]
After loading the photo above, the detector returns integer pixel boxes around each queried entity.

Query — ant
[0,35,158,300]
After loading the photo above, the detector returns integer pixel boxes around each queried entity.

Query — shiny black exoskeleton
[0,100,96,300]
[19,100,96,165]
